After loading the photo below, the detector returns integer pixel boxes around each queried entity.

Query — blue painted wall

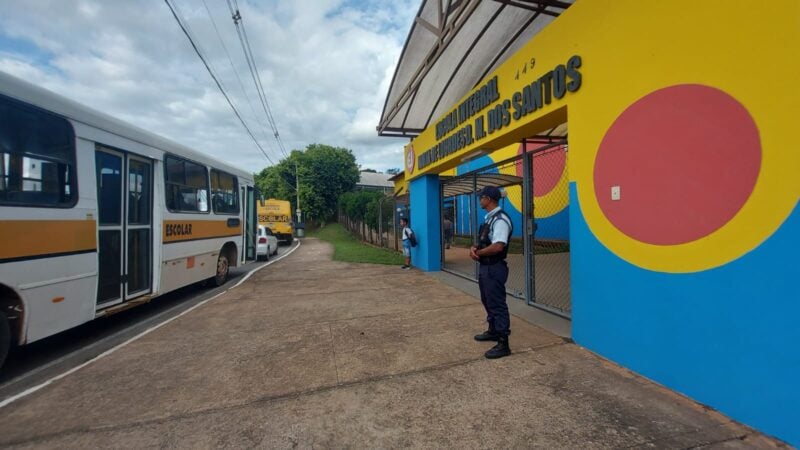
[570,183,800,444]
[409,175,441,271]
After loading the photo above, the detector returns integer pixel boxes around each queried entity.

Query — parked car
[257,225,279,260]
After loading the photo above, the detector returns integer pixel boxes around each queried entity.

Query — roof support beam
[378,0,573,136]
[474,6,543,87]
[423,3,507,128]
[492,0,571,13]
[490,0,561,16]
[378,126,424,138]
[524,136,566,144]
[415,16,441,37]
[378,0,481,134]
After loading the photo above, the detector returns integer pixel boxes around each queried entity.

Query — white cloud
[0,0,416,172]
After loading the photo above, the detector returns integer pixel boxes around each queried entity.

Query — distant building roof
[387,171,405,182]
[357,171,394,189]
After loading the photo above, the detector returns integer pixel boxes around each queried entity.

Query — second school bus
[257,199,293,243]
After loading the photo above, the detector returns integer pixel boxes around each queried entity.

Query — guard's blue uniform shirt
[484,206,511,245]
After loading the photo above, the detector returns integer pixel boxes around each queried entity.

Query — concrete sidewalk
[0,238,783,448]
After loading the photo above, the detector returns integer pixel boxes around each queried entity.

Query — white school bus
[0,71,258,367]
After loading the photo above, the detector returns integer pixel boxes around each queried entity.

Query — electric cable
[164,0,276,166]
[227,0,289,158]
[200,0,278,156]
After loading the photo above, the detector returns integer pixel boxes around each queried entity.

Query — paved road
[0,238,781,448]
[0,242,299,404]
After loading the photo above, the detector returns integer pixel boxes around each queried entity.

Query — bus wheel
[0,313,10,369]
[213,254,229,287]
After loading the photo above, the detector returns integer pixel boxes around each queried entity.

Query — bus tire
[213,254,229,287]
[0,313,10,369]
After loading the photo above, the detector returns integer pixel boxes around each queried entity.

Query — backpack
[407,228,418,247]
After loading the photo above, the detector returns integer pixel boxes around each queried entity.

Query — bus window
[0,94,77,207]
[164,154,209,213]
[211,169,239,214]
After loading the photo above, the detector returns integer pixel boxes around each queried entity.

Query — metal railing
[337,194,401,252]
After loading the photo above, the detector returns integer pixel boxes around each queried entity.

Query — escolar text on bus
[165,223,193,236]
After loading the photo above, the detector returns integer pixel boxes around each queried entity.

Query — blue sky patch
[0,32,51,63]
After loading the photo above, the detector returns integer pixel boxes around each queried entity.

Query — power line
[200,0,277,156]
[165,0,296,195]
[164,0,276,166]
[226,0,289,158]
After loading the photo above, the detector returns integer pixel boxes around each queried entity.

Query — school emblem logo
[405,145,415,174]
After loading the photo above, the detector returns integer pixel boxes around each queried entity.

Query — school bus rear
[257,199,293,243]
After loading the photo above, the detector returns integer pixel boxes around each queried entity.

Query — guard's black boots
[474,330,500,342]
[484,338,511,359]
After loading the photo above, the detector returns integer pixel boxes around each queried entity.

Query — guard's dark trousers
[478,261,510,337]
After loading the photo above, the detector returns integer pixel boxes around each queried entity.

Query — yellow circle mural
[501,144,569,218]
[578,84,799,273]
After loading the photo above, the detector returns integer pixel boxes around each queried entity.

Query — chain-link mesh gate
[440,155,526,300]
[440,141,571,317]
[525,142,571,315]
[441,176,477,281]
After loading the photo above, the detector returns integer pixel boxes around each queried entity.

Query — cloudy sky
[0,0,417,172]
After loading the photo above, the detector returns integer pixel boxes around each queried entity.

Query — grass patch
[309,223,405,265]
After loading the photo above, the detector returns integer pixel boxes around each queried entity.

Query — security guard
[470,185,513,359]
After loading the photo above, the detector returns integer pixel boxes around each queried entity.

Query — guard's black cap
[477,186,501,201]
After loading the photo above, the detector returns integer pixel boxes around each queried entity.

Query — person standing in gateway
[443,215,453,249]
[400,217,412,270]
[469,186,513,359]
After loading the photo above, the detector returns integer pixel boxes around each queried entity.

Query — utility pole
[295,161,301,225]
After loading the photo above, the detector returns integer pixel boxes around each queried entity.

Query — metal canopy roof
[378,0,573,138]
[441,172,523,197]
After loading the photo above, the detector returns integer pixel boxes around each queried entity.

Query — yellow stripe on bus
[0,220,96,260]
[162,220,241,243]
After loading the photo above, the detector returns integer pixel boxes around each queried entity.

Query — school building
[378,0,799,445]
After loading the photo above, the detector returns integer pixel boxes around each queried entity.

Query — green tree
[255,144,359,226]
[302,144,360,224]
[255,161,295,202]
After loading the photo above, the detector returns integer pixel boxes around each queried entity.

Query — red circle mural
[516,143,566,196]
[593,84,761,245]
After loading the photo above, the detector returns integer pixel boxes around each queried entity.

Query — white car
[257,225,279,260]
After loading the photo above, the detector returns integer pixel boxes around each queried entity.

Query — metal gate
[525,141,571,316]
[440,140,571,317]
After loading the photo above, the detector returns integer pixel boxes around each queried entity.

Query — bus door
[95,146,153,306]
[242,185,257,261]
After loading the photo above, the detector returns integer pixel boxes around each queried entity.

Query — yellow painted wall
[406,0,799,273]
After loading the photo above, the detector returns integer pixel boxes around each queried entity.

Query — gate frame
[524,139,570,319]
[438,139,571,319]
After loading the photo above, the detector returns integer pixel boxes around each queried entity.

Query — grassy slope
[309,223,404,265]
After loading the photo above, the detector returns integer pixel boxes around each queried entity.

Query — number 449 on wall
[514,58,536,81]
